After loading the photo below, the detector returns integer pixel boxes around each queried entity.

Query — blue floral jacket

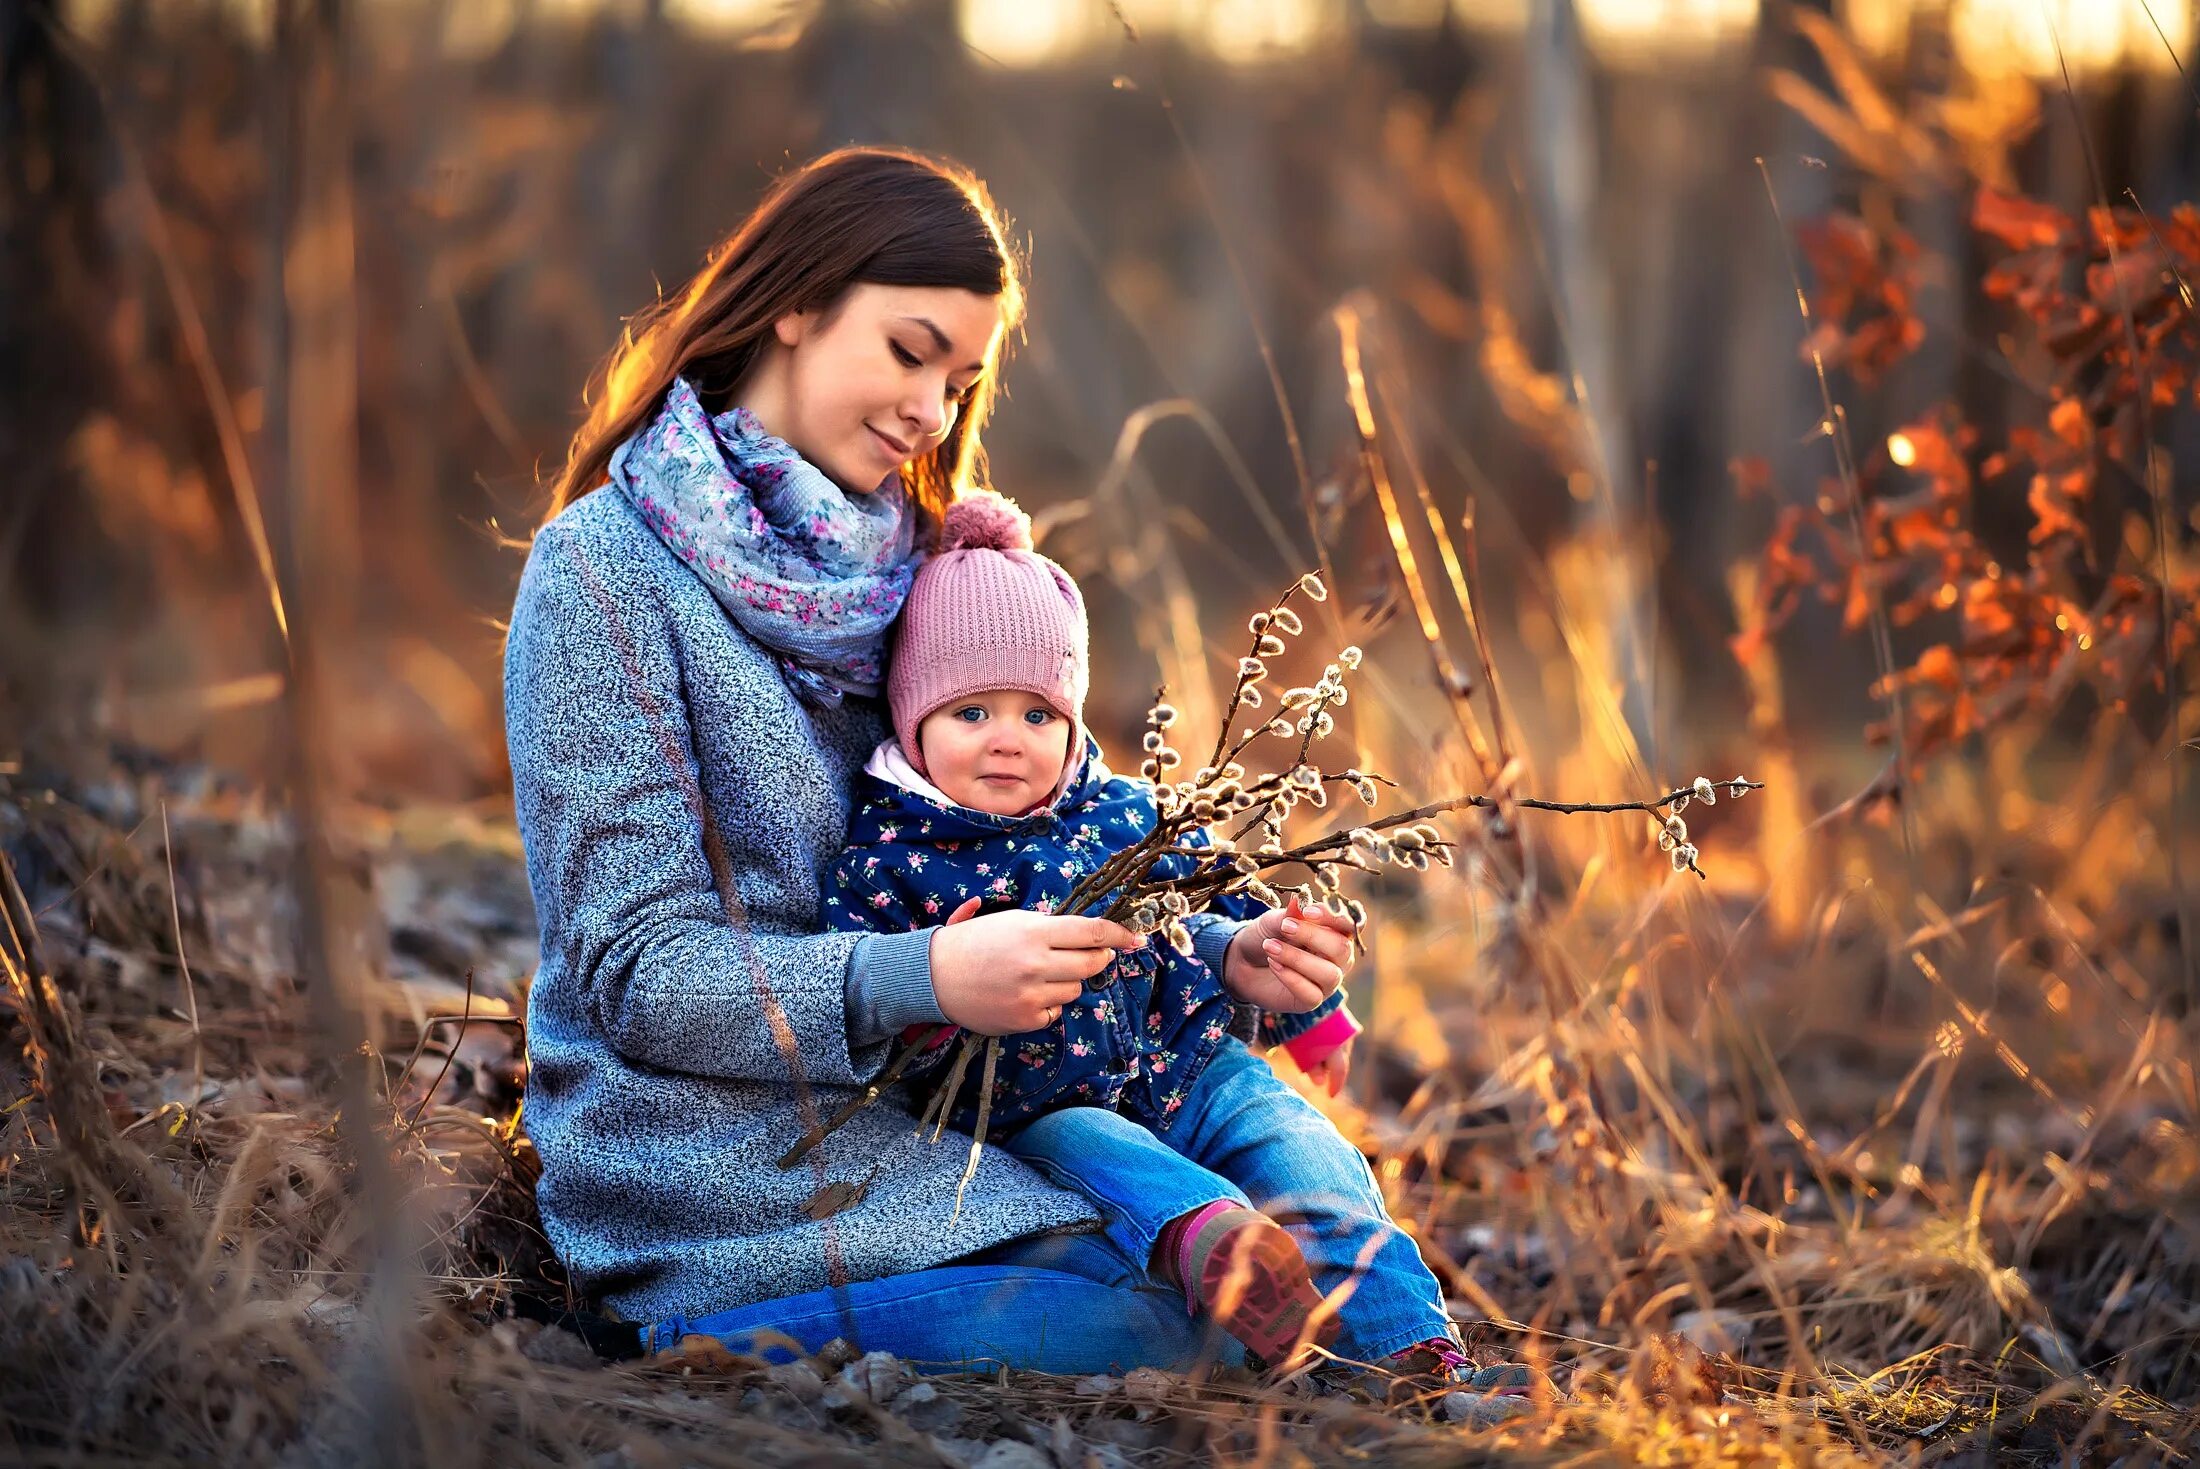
[822,742,1348,1137]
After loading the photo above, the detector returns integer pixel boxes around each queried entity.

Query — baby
[824,492,1510,1392]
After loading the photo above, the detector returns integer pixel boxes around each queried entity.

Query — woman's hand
[929,897,1147,1036]
[1220,896,1357,1012]
[1300,1037,1353,1097]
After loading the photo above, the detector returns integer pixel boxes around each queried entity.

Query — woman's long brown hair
[542,147,1025,531]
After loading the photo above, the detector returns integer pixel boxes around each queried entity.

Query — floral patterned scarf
[610,376,917,705]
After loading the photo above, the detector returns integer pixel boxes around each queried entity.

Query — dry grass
[5,516,2196,1465]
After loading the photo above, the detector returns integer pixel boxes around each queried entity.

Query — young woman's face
[916,689,1072,817]
[769,282,1005,495]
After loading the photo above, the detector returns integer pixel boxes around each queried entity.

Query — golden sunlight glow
[1443,0,1531,32]
[1111,0,1189,40]
[958,0,1107,64]
[1839,0,1938,59]
[220,0,275,40]
[665,0,819,36]
[1452,0,1532,33]
[440,0,519,59]
[63,0,2198,80]
[1199,0,1349,65]
[1887,431,1919,467]
[60,0,122,40]
[532,0,619,18]
[106,0,278,43]
[1948,0,2193,77]
[1575,0,1762,64]
[1367,0,1449,25]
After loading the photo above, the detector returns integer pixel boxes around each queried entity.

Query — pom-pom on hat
[934,492,1030,553]
[888,490,1089,804]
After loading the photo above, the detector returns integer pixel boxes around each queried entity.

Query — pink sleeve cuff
[900,1022,959,1055]
[1280,1006,1361,1071]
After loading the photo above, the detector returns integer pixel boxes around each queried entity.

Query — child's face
[916,690,1072,816]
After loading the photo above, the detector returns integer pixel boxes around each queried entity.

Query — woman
[504,147,1253,1373]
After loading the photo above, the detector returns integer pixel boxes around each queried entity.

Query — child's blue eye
[954,706,985,723]
[1023,708,1053,726]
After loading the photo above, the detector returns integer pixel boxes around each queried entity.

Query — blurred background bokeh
[7,0,2193,802]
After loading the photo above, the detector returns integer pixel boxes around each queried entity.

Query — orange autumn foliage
[1739,187,2200,762]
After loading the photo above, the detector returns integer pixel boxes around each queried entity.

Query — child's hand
[1301,1036,1353,1097]
[1220,896,1357,1013]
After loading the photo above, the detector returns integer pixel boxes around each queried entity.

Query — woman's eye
[891,342,921,368]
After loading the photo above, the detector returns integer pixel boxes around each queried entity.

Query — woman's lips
[868,424,910,459]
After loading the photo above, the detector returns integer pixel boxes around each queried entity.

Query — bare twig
[949,1039,1001,1226]
[1104,3,1311,507]
[158,802,203,1119]
[775,1021,957,1170]
[1336,299,1502,787]
[402,968,478,1131]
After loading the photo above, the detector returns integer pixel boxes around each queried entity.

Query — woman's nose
[902,387,947,440]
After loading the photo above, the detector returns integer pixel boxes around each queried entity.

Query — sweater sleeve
[822,852,948,1047]
[1186,912,1248,980]
[507,524,900,1087]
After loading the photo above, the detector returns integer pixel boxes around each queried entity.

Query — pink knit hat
[889,491,1088,804]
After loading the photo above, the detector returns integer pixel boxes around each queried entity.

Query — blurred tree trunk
[0,0,115,631]
[263,2,426,1454]
[274,0,361,632]
[1524,0,1653,768]
[604,0,669,303]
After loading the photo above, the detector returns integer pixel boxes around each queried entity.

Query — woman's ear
[773,309,812,348]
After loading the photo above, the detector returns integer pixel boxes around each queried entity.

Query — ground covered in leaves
[3,741,2196,1467]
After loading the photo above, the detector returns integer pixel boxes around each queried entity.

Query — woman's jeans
[645,1039,1447,1372]
[642,1228,1241,1376]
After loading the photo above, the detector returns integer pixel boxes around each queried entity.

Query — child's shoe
[1377,1337,1538,1422]
[1157,1201,1338,1369]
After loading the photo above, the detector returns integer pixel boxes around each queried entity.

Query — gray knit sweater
[505,488,1100,1323]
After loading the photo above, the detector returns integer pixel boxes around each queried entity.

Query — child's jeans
[1002,1036,1452,1364]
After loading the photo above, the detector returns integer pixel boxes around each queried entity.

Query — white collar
[864,738,962,807]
